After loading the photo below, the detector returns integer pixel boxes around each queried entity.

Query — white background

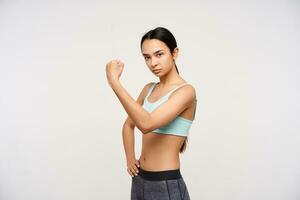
[0,1,299,199]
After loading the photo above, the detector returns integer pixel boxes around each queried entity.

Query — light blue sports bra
[142,82,197,137]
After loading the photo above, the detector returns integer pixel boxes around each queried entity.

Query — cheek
[162,56,173,67]
[145,59,151,66]
[163,54,173,62]
[157,57,167,66]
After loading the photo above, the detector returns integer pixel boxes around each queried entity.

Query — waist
[138,167,182,181]
[139,154,180,171]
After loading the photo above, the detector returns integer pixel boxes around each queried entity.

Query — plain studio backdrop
[0,1,299,200]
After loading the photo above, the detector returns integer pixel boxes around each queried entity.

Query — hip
[131,167,190,200]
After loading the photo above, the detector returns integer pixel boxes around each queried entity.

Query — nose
[150,57,158,68]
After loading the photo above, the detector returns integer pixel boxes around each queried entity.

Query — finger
[135,160,140,168]
[131,167,138,176]
[127,168,134,177]
[132,162,139,168]
[130,168,138,176]
[133,165,139,173]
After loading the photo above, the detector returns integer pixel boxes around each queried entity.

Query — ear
[172,47,179,60]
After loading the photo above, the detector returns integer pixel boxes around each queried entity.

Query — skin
[105,39,196,177]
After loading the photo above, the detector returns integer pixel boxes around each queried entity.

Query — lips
[153,69,161,73]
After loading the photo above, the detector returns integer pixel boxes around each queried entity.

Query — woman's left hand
[105,59,124,86]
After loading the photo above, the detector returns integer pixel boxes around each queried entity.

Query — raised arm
[106,59,196,134]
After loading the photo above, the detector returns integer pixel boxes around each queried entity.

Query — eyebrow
[142,50,164,56]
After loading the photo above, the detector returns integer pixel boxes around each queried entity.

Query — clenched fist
[105,59,124,86]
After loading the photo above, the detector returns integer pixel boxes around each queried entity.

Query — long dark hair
[140,27,188,153]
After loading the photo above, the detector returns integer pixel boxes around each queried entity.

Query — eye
[157,53,163,57]
[144,56,150,60]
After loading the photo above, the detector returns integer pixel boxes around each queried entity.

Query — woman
[106,27,197,200]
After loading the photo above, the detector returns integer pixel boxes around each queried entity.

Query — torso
[138,82,196,171]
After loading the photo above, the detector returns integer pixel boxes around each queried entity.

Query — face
[141,39,178,77]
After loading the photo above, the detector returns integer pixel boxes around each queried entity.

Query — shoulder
[136,82,156,104]
[144,81,156,90]
[140,81,155,95]
[183,83,196,94]
[170,83,197,102]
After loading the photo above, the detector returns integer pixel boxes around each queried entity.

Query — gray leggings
[131,168,190,200]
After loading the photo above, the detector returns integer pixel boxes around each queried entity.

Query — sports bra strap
[166,82,190,96]
[145,82,191,101]
[145,82,157,98]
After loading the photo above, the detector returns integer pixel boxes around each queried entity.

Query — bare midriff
[138,132,186,171]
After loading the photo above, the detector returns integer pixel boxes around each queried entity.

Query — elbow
[123,118,135,129]
[141,128,149,134]
[132,114,153,134]
[140,115,153,134]
[140,123,152,134]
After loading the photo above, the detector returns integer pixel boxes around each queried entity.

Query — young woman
[106,27,197,200]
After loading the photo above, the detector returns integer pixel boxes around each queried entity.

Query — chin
[154,71,164,77]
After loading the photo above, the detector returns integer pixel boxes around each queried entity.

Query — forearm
[122,124,136,161]
[111,80,151,132]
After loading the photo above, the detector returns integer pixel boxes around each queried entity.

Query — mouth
[153,69,161,74]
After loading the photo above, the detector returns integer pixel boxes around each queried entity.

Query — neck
[158,66,185,87]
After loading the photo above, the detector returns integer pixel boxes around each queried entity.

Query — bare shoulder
[184,83,196,95]
[136,82,156,104]
[143,82,155,92]
[170,83,197,101]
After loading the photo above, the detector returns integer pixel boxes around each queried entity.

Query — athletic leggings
[131,167,190,200]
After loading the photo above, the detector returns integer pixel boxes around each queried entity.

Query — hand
[105,59,124,86]
[127,158,140,177]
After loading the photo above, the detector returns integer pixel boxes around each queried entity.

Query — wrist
[109,79,120,88]
[126,156,136,163]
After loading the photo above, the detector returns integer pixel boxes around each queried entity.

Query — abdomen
[139,132,185,171]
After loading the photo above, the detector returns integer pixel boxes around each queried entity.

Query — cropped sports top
[142,82,197,137]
